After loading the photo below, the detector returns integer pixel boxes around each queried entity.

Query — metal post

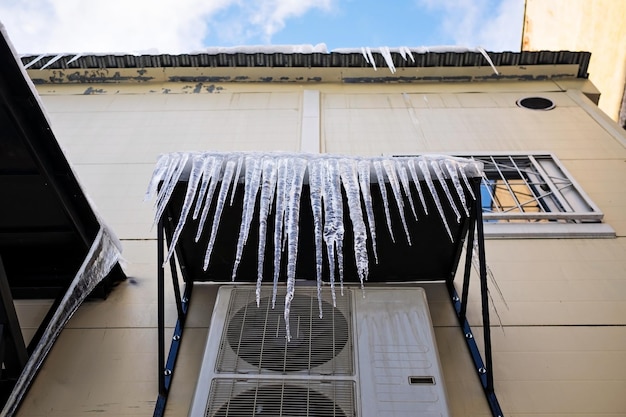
[474,187,494,393]
[157,219,165,398]
[460,215,476,322]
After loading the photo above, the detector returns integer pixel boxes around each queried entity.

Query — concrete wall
[15,79,626,417]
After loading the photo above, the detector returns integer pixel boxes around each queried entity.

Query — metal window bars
[469,154,603,223]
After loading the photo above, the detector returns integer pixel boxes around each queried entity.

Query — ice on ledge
[147,152,483,341]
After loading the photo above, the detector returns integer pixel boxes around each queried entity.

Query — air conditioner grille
[216,287,353,375]
[205,378,356,417]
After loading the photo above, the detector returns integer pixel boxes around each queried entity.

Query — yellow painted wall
[523,0,626,122]
[15,80,626,417]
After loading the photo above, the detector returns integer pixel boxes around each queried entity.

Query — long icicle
[191,155,215,220]
[419,159,453,241]
[164,155,205,265]
[202,158,237,270]
[256,157,277,307]
[407,159,428,215]
[272,157,289,308]
[358,159,378,264]
[194,156,224,242]
[396,160,418,221]
[373,160,395,243]
[431,159,461,222]
[283,157,307,342]
[322,158,343,306]
[339,159,369,288]
[443,159,469,217]
[383,159,411,245]
[308,158,325,317]
[229,154,244,206]
[232,155,263,280]
[153,153,189,227]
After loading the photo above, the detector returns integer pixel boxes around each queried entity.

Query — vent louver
[216,287,353,375]
[205,379,356,417]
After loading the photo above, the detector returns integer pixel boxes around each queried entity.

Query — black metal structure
[0,29,125,408]
[154,176,503,417]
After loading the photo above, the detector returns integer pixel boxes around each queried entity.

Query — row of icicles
[146,152,483,341]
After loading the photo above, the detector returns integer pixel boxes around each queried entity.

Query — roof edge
[21,50,591,80]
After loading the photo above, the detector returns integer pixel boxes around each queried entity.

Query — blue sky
[0,0,525,54]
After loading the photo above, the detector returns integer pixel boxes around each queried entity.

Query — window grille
[464,154,603,224]
[393,152,614,238]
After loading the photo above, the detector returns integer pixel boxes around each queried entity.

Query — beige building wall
[523,0,626,124]
[14,79,626,417]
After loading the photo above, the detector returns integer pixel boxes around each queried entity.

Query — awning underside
[151,152,483,291]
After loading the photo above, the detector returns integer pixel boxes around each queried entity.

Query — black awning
[0,29,124,299]
[152,152,482,286]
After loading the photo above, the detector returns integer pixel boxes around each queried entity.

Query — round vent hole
[516,96,555,110]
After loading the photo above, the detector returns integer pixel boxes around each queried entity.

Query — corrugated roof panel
[21,50,592,80]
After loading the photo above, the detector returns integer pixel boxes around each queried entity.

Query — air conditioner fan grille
[205,378,356,417]
[216,287,353,374]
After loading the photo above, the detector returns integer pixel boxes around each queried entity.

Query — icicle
[272,158,289,308]
[398,47,407,61]
[382,159,411,245]
[361,47,370,64]
[431,160,461,222]
[470,231,507,333]
[476,46,500,75]
[283,157,307,342]
[396,161,418,221]
[365,47,377,70]
[402,46,415,63]
[153,153,189,227]
[202,158,237,270]
[322,159,344,306]
[373,160,395,243]
[458,161,476,201]
[256,157,278,307]
[407,159,428,215]
[419,159,453,241]
[339,159,369,288]
[146,151,488,340]
[357,160,378,264]
[145,154,171,202]
[229,154,244,206]
[191,156,216,219]
[231,155,263,280]
[379,46,396,73]
[164,155,205,265]
[308,158,325,317]
[443,160,469,217]
[194,156,225,242]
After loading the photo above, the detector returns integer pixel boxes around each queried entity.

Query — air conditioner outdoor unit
[189,285,451,417]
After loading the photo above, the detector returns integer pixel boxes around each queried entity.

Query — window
[462,154,614,238]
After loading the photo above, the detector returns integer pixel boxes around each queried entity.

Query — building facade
[522,0,626,129]
[10,48,626,416]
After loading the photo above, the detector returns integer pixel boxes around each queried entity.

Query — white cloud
[0,0,336,54]
[416,0,525,51]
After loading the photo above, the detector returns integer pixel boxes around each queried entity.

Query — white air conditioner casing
[189,285,451,417]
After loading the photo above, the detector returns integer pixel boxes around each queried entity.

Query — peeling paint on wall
[83,87,106,95]
[168,76,231,83]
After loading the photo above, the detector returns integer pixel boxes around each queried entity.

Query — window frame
[461,152,614,238]
[392,152,615,239]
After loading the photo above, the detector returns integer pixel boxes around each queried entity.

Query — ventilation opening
[218,288,353,374]
[206,380,355,417]
[409,376,435,385]
[516,96,555,110]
